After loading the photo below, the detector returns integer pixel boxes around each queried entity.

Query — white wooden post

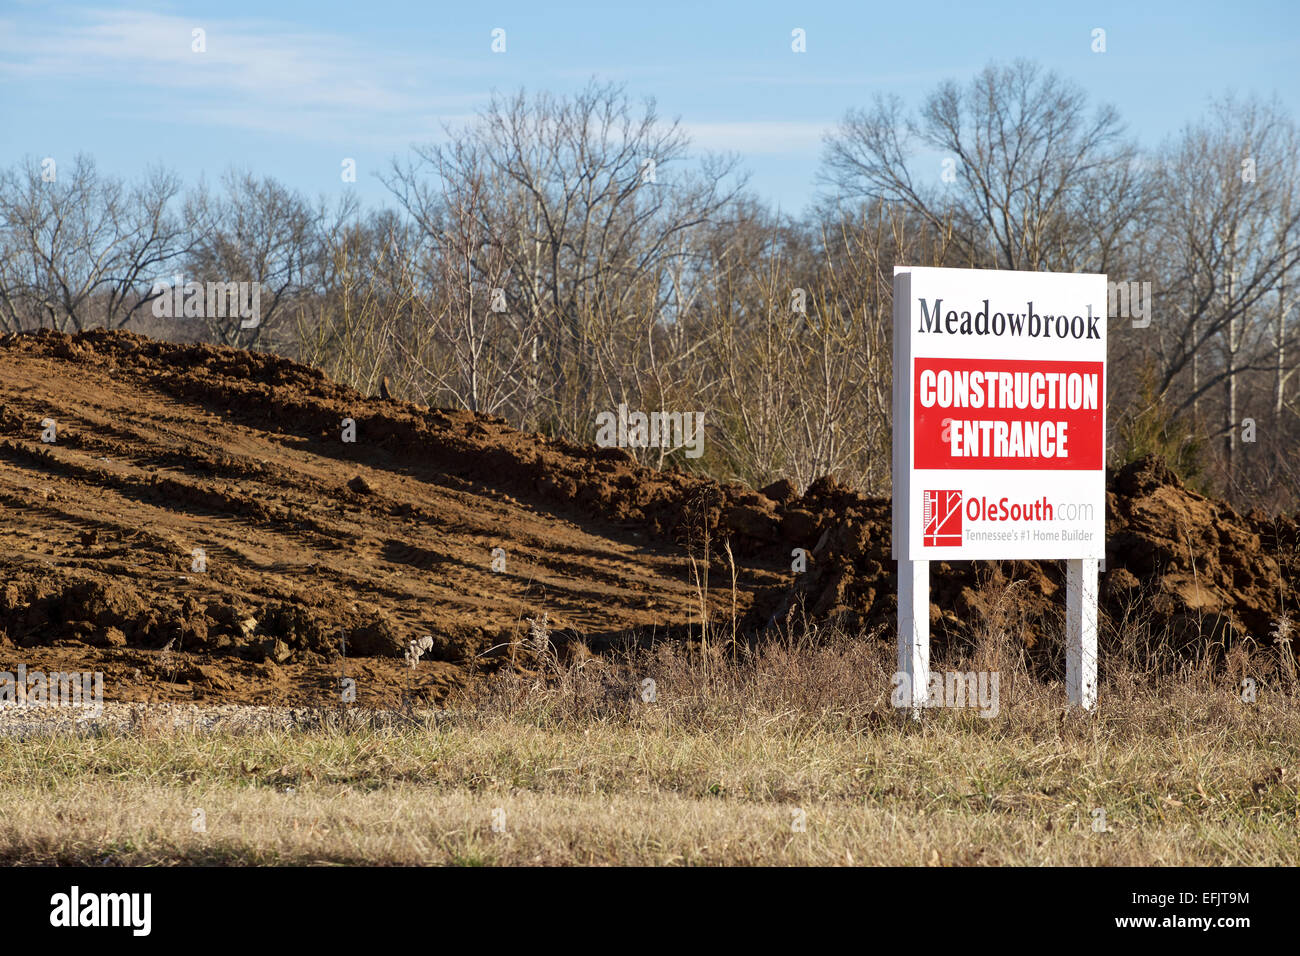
[1065,558,1098,709]
[898,559,930,717]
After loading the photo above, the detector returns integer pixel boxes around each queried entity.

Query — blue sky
[2,0,1297,215]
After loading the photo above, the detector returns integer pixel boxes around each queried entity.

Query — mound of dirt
[0,329,794,705]
[0,329,1295,706]
[744,457,1299,657]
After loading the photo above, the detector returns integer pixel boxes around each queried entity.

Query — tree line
[2,61,1297,508]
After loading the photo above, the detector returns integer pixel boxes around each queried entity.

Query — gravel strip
[0,702,438,738]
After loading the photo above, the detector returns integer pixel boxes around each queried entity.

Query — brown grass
[0,607,1296,866]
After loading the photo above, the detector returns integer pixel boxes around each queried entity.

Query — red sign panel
[913,357,1104,470]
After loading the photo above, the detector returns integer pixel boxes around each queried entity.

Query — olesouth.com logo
[923,489,1093,546]
[922,489,963,546]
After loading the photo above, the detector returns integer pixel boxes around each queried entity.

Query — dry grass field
[3,629,1296,866]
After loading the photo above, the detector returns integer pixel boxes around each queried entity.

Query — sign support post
[897,559,929,716]
[1065,558,1098,708]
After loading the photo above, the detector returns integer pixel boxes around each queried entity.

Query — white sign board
[891,266,1107,709]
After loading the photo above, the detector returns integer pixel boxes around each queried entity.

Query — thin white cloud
[0,8,840,161]
[682,120,832,154]
[0,8,488,140]
[173,106,479,150]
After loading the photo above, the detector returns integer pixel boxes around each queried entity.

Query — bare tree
[384,80,746,434]
[1142,97,1300,482]
[184,170,322,348]
[0,155,187,332]
[689,200,931,494]
[394,169,532,415]
[820,60,1142,273]
[294,207,411,396]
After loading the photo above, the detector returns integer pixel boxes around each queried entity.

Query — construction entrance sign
[892,266,1107,710]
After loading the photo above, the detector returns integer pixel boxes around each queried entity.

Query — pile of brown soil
[0,330,1293,705]
[744,458,1298,659]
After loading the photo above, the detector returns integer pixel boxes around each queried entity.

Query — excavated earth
[0,329,1295,707]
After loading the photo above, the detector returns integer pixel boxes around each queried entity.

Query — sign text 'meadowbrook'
[918,298,1102,340]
